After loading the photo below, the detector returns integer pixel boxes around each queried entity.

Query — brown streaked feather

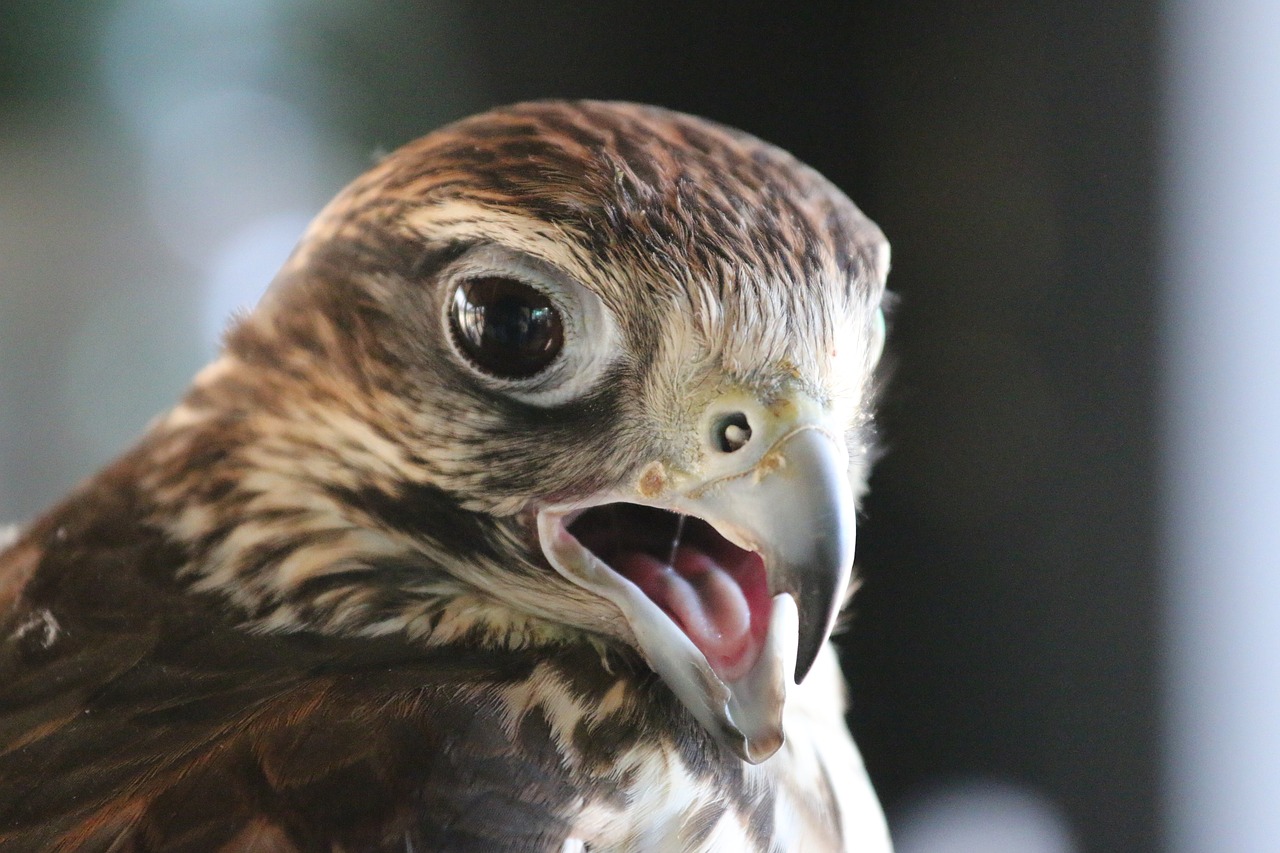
[0,501,757,851]
[0,471,590,851]
[1,607,593,850]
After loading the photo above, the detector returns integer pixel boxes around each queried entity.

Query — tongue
[614,543,764,681]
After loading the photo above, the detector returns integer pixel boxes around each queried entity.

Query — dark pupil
[450,277,564,378]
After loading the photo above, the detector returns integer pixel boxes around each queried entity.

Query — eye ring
[448,276,565,378]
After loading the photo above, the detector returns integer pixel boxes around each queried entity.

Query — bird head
[181,101,889,764]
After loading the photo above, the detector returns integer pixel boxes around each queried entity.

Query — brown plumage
[0,101,891,851]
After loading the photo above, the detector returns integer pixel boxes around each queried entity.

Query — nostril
[714,412,753,453]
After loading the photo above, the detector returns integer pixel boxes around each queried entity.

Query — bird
[0,100,892,852]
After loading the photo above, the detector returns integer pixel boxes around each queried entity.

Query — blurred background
[2,2,1277,851]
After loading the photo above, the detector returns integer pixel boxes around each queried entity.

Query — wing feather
[0,540,582,852]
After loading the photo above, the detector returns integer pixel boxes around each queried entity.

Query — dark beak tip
[789,562,848,685]
[793,636,823,684]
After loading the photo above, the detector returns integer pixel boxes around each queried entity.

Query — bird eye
[448,276,565,378]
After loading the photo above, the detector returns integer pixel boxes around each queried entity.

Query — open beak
[536,396,856,763]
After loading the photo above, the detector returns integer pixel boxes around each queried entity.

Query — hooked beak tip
[751,427,857,686]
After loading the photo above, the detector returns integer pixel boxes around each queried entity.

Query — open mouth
[563,504,772,682]
[534,427,853,763]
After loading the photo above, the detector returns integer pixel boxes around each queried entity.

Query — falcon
[0,101,892,851]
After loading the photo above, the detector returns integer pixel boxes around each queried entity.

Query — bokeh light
[893,779,1077,853]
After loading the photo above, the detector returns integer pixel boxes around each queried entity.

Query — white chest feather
[560,644,892,853]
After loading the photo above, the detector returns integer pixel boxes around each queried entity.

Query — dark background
[1,3,1161,850]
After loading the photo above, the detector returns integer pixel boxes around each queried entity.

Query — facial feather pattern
[0,100,892,852]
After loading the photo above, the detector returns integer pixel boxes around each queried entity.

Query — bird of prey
[0,101,892,851]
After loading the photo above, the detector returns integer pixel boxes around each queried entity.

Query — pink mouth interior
[567,504,772,682]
